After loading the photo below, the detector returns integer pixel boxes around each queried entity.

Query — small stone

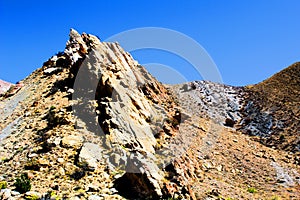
[67,88,74,94]
[2,189,11,199]
[233,139,238,143]
[103,172,110,179]
[203,162,213,170]
[27,172,35,179]
[86,184,99,192]
[11,191,20,196]
[216,165,222,172]
[61,135,84,149]
[38,158,50,166]
[102,188,111,194]
[109,188,118,194]
[44,67,61,75]
[88,195,102,200]
[53,137,62,146]
[57,158,64,163]
[114,174,123,179]
[58,167,65,176]
[28,153,38,158]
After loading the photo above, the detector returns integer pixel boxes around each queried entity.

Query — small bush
[25,194,39,200]
[25,159,40,171]
[14,173,31,193]
[270,196,281,200]
[247,187,257,193]
[0,181,7,189]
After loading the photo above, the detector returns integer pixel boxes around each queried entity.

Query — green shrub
[247,187,257,193]
[25,194,39,200]
[0,181,7,189]
[14,173,31,193]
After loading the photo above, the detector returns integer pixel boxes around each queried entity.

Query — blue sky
[0,0,299,86]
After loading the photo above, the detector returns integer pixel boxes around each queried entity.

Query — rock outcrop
[0,29,299,199]
[0,79,13,96]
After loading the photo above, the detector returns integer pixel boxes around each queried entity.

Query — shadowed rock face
[0,29,299,199]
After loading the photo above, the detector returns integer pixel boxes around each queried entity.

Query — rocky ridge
[0,29,299,199]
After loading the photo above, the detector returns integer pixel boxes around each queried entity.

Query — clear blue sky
[0,0,299,86]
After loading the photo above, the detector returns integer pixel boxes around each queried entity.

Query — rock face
[0,79,13,96]
[0,29,299,199]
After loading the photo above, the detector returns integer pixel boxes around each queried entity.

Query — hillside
[245,63,300,152]
[0,29,299,200]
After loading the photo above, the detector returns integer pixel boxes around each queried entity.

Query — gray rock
[44,67,62,75]
[1,189,11,199]
[88,195,102,200]
[78,143,103,170]
[10,191,20,196]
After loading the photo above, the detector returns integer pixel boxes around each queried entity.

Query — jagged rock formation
[0,29,299,200]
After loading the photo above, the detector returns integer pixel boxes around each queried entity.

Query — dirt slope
[0,29,299,200]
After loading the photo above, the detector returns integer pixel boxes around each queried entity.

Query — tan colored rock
[61,135,84,149]
[38,158,50,166]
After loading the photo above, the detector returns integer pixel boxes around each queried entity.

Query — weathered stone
[78,143,103,170]
[1,189,11,199]
[44,67,62,75]
[88,195,102,200]
[38,158,50,166]
[61,135,84,149]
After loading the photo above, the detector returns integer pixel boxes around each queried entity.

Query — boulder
[78,143,103,170]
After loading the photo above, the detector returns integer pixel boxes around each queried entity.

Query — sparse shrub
[279,134,285,140]
[247,187,257,193]
[0,181,7,189]
[25,159,40,171]
[14,173,31,193]
[25,194,39,200]
[270,196,281,200]
[55,51,64,57]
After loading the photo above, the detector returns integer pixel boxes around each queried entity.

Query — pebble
[88,195,102,200]
[28,153,38,158]
[11,191,20,196]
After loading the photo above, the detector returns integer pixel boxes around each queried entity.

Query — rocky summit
[0,29,299,200]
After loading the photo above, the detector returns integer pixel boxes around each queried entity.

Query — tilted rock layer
[0,29,299,199]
